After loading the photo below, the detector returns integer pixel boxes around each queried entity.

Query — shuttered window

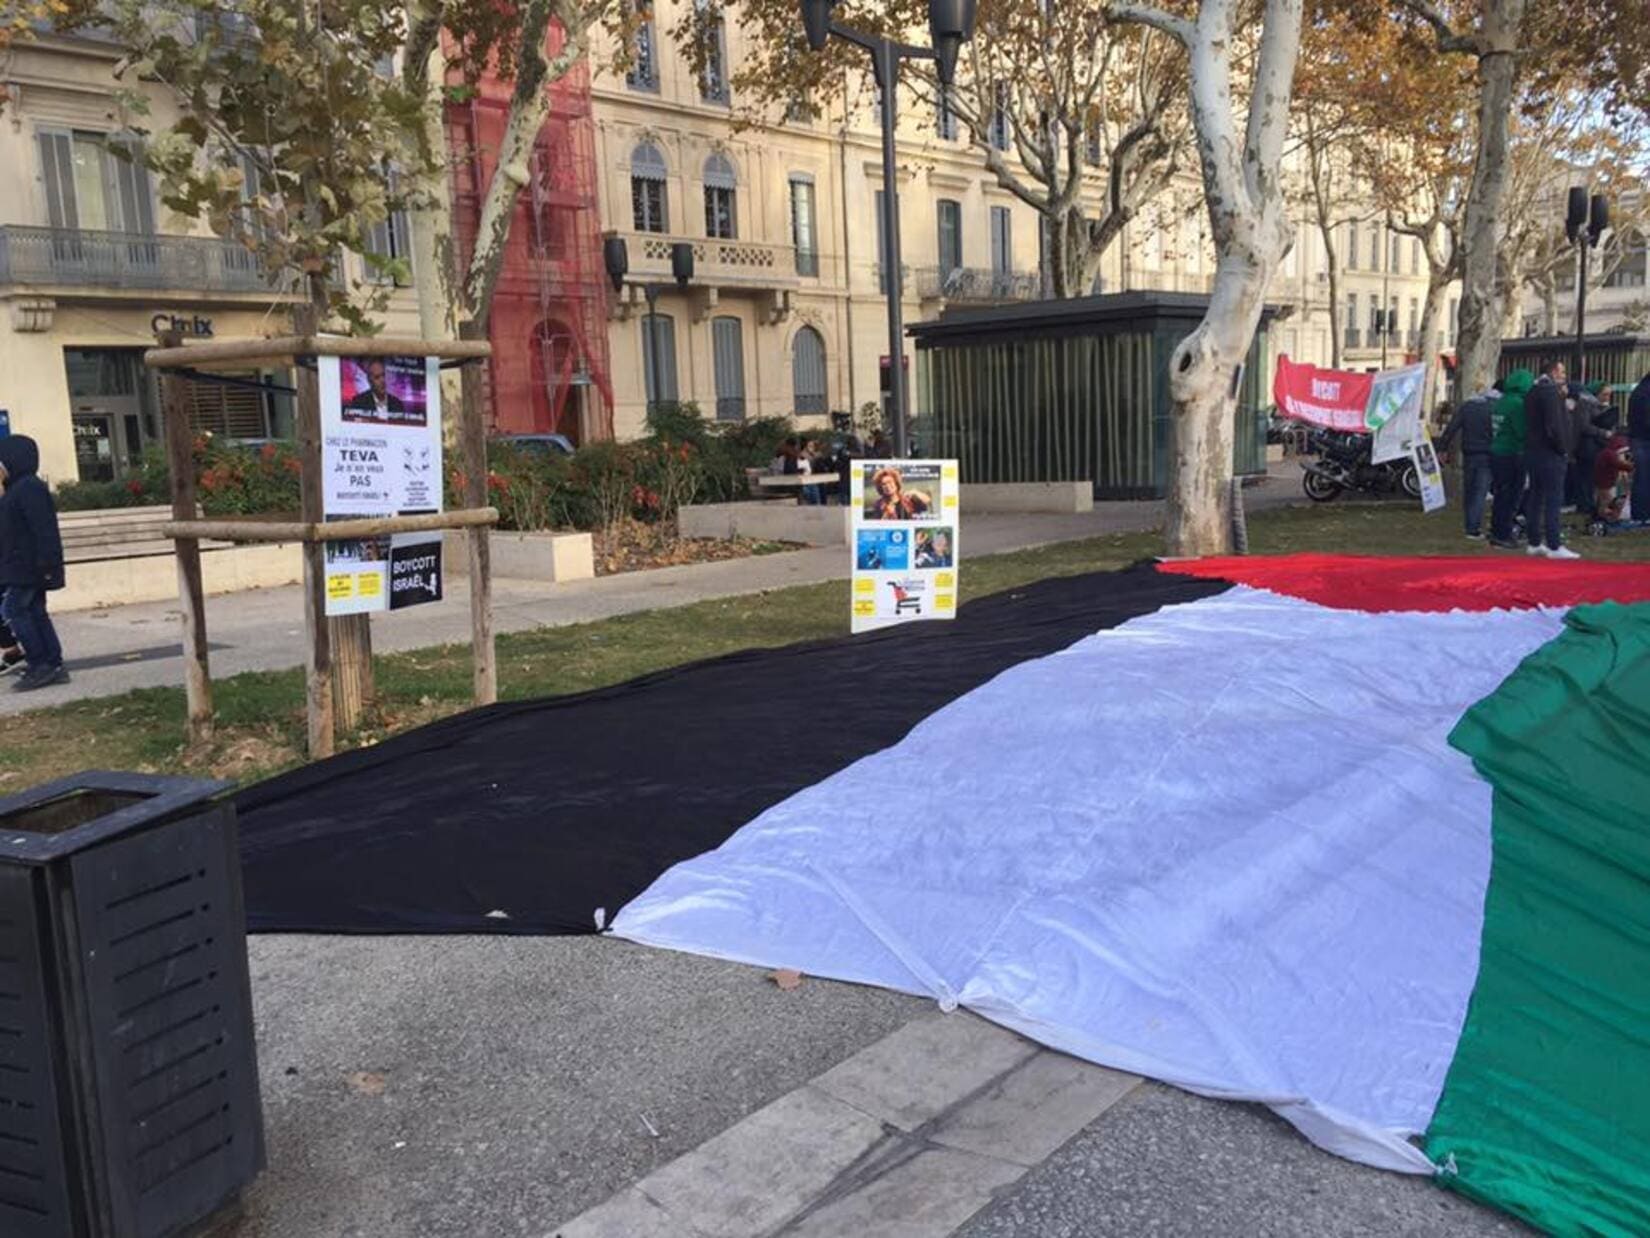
[186,371,279,440]
[365,168,413,285]
[703,154,737,240]
[990,206,1012,276]
[37,129,154,235]
[790,176,817,277]
[937,199,963,276]
[712,316,745,421]
[793,326,827,416]
[641,313,678,405]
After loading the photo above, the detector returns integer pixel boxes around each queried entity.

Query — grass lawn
[2,494,1646,790]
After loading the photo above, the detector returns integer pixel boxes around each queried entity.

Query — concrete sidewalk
[7,470,1306,715]
[234,934,1525,1238]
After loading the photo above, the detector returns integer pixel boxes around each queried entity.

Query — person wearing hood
[1489,368,1533,548]
[1438,382,1499,539]
[1523,358,1579,559]
[0,435,68,689]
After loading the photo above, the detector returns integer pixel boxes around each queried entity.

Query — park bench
[61,505,233,564]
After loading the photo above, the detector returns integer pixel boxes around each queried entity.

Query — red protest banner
[1272,356,1374,432]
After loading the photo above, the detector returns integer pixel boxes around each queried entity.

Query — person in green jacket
[1489,368,1533,547]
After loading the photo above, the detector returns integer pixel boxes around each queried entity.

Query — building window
[790,175,818,277]
[1605,232,1647,288]
[697,0,729,105]
[703,153,737,239]
[627,1,659,90]
[989,85,1010,151]
[1388,231,1400,273]
[786,95,812,124]
[937,89,957,141]
[1411,237,1421,275]
[37,129,155,236]
[631,143,669,233]
[1368,223,1380,271]
[640,312,678,406]
[1345,221,1358,270]
[937,198,963,277]
[365,167,413,285]
[1346,291,1359,340]
[1408,296,1419,340]
[793,325,827,416]
[990,205,1012,276]
[712,316,745,421]
[1448,296,1459,347]
[1084,111,1102,165]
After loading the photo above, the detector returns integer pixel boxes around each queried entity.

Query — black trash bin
[0,771,264,1238]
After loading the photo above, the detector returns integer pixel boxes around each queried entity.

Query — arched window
[703,153,737,240]
[631,143,668,233]
[792,326,827,416]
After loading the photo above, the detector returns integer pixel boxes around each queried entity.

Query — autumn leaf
[769,968,803,991]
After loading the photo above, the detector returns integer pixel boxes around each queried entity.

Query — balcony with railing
[915,266,1044,304]
[0,226,280,295]
[1126,269,1219,295]
[1343,327,1363,350]
[616,231,797,290]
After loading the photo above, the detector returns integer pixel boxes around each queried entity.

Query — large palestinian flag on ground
[236,555,1650,1235]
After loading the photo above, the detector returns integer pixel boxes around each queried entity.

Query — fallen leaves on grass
[179,727,302,781]
[593,519,804,576]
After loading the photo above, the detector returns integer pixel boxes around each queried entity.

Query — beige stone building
[0,26,420,486]
[0,12,1468,488]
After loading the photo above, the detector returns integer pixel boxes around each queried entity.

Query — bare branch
[1105,2,1194,48]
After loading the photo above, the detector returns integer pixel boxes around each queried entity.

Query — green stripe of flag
[1428,602,1650,1237]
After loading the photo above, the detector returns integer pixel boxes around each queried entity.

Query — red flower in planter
[259,442,278,462]
[486,472,509,494]
[126,479,145,497]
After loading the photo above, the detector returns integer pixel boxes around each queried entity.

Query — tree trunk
[1166,248,1275,554]
[1418,276,1447,412]
[1111,0,1300,557]
[1325,243,1342,369]
[1454,0,1526,396]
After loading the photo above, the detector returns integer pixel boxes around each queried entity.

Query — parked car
[492,433,576,457]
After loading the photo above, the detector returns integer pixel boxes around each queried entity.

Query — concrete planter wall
[59,543,303,612]
[678,502,849,546]
[443,530,596,582]
[958,483,1094,514]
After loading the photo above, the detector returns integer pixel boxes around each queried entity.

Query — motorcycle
[1301,428,1421,502]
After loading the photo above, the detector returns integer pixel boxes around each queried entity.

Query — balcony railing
[1126,269,1219,295]
[619,231,796,288]
[916,266,1044,304]
[0,226,278,294]
[872,262,912,295]
[1344,327,1363,349]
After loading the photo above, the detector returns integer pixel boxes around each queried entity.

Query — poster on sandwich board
[850,460,960,634]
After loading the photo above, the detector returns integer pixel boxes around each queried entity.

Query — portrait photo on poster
[863,463,941,521]
[339,356,429,427]
[913,526,954,569]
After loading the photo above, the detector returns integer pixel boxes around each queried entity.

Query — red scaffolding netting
[446,27,613,443]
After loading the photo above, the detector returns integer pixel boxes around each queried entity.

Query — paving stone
[930,1050,1141,1168]
[783,1145,1027,1238]
[635,1084,888,1238]
[812,1011,1037,1132]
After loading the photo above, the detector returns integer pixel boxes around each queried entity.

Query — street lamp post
[603,235,695,421]
[1565,187,1610,384]
[802,0,976,457]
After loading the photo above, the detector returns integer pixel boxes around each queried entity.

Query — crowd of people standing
[1438,361,1643,558]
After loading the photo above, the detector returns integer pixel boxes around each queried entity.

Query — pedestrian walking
[0,435,69,689]
[1438,383,1499,540]
[1523,360,1579,559]
[1489,369,1532,548]
[1629,370,1650,520]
